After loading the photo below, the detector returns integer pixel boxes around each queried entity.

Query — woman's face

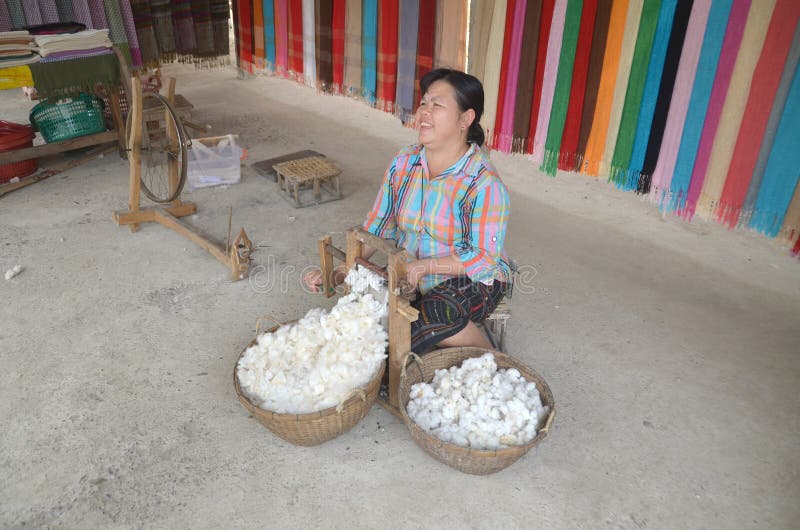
[416,80,472,150]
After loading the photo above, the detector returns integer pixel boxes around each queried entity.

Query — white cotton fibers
[4,265,22,280]
[237,265,388,414]
[407,353,550,450]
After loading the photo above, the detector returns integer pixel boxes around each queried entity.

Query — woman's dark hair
[419,68,485,147]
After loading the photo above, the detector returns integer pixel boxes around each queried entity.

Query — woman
[305,68,512,354]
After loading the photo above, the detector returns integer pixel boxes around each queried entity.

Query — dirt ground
[1,63,799,529]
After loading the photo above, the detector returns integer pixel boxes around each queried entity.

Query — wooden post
[127,77,143,233]
[318,235,334,298]
[108,89,126,155]
[387,250,411,410]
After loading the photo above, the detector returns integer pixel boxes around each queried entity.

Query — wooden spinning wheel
[113,76,253,281]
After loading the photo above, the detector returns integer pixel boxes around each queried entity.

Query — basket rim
[398,346,556,457]
[233,322,386,421]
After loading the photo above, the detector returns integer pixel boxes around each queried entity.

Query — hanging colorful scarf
[288,0,304,80]
[649,0,711,203]
[638,0,694,193]
[0,2,11,32]
[191,0,215,61]
[131,0,158,65]
[395,0,419,121]
[413,0,435,105]
[496,0,528,153]
[481,0,508,147]
[467,0,494,81]
[362,0,377,103]
[302,0,316,86]
[695,0,776,219]
[231,0,241,65]
[435,0,467,70]
[171,0,196,58]
[88,0,108,29]
[252,0,265,68]
[208,0,229,61]
[377,0,398,112]
[37,0,59,23]
[102,0,133,66]
[511,0,543,153]
[531,0,568,160]
[575,0,611,168]
[150,0,176,56]
[597,0,643,178]
[717,0,800,226]
[115,0,141,67]
[331,0,345,91]
[263,0,276,71]
[741,21,800,224]
[558,0,597,170]
[23,0,43,26]
[668,0,733,214]
[493,0,516,149]
[749,62,800,236]
[579,0,629,176]
[275,0,289,76]
[344,0,362,95]
[316,0,333,91]
[526,0,555,153]
[683,0,749,218]
[542,0,584,174]
[624,0,677,190]
[608,0,661,185]
[55,0,74,23]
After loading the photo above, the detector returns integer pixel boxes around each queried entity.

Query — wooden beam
[0,131,118,165]
[350,227,400,256]
[152,209,230,267]
[127,77,143,232]
[324,243,346,262]
[387,251,412,410]
[113,202,197,225]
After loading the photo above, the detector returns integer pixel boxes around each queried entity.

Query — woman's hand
[405,259,432,288]
[303,264,348,293]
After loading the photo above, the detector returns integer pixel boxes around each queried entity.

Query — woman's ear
[461,108,476,130]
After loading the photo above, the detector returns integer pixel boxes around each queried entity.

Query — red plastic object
[0,120,37,183]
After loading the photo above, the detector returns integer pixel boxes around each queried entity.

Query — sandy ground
[1,63,799,529]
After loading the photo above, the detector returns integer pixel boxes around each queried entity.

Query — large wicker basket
[233,324,384,446]
[398,347,555,475]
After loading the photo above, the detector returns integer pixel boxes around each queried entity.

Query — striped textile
[377,0,398,112]
[496,0,527,153]
[344,0,362,94]
[362,0,377,103]
[275,0,289,76]
[253,0,265,68]
[558,0,597,170]
[331,0,345,91]
[413,0,435,106]
[481,0,508,148]
[717,0,800,226]
[363,143,511,293]
[511,0,543,153]
[650,0,712,203]
[263,0,276,70]
[396,0,419,121]
[287,0,303,79]
[302,0,315,86]
[316,0,333,91]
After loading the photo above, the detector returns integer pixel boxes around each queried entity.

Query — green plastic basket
[30,94,106,143]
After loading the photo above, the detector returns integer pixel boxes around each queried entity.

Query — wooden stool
[274,156,343,208]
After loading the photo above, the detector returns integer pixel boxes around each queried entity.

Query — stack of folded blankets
[0,31,39,68]
[35,29,113,62]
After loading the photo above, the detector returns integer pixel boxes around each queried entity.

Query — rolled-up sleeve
[454,178,510,282]
[363,160,398,240]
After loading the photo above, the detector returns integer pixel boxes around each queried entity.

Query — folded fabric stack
[0,31,39,68]
[35,29,112,61]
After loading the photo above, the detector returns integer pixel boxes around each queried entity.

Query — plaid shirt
[363,143,511,294]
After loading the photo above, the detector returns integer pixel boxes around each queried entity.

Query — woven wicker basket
[233,323,384,446]
[398,347,555,475]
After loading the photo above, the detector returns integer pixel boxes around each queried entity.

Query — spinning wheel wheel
[125,91,189,203]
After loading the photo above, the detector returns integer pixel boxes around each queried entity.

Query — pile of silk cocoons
[406,353,549,450]
[237,265,388,414]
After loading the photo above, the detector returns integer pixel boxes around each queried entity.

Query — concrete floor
[2,64,799,529]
